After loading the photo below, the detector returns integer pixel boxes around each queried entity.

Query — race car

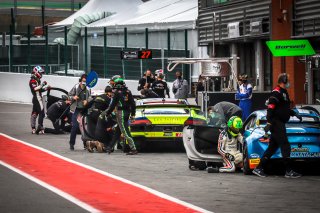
[242,108,320,175]
[129,98,206,150]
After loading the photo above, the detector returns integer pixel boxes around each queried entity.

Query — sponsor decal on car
[290,152,320,158]
[249,158,260,169]
[150,117,185,124]
[132,132,183,138]
[175,133,183,137]
[250,153,260,158]
[250,159,260,164]
[291,147,309,152]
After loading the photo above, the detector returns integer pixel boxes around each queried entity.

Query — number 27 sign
[121,50,152,60]
[138,50,152,59]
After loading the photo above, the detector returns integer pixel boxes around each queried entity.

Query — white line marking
[0,101,32,105]
[0,133,213,213]
[0,160,101,213]
[0,112,30,114]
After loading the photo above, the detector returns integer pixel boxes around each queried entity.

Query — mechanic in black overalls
[86,86,113,138]
[151,74,170,98]
[105,76,138,155]
[44,97,72,134]
[86,86,113,152]
[253,73,302,178]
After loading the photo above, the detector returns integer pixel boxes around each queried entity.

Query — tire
[243,144,252,175]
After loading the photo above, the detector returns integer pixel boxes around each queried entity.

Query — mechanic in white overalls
[217,116,244,173]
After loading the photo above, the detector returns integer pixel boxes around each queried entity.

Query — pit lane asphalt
[1,102,320,213]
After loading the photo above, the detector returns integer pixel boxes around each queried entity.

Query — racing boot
[126,149,138,155]
[285,170,302,178]
[252,167,267,177]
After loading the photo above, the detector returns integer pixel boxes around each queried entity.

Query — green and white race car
[130,98,206,150]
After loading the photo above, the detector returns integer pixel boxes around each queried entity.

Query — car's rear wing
[136,104,201,110]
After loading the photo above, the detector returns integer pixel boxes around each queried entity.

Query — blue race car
[242,108,320,175]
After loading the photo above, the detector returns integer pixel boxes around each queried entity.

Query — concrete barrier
[0,72,174,104]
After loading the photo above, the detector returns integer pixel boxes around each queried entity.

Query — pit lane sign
[266,40,315,57]
[121,50,152,60]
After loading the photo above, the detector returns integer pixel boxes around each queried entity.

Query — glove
[41,81,47,87]
[264,123,271,133]
[225,153,235,161]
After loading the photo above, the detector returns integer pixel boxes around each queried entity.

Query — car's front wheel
[243,144,252,175]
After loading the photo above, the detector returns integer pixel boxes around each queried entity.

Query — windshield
[143,108,189,114]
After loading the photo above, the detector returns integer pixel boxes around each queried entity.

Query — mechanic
[210,101,243,122]
[68,74,91,151]
[43,96,72,134]
[209,116,243,173]
[235,74,252,121]
[104,76,138,155]
[87,110,117,153]
[137,69,155,91]
[85,85,113,139]
[29,65,50,134]
[172,71,189,99]
[151,74,170,98]
[253,73,302,178]
[86,86,113,152]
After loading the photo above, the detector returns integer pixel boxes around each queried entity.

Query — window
[201,0,230,8]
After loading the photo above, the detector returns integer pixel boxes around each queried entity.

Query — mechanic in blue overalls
[235,74,252,121]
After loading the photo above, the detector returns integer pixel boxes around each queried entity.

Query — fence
[1,25,190,81]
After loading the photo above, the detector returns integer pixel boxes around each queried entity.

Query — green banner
[266,40,315,57]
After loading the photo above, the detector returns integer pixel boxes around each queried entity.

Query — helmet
[33,65,44,74]
[114,77,124,86]
[32,66,44,79]
[110,75,121,82]
[227,116,243,137]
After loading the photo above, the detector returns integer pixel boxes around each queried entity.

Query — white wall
[0,72,174,104]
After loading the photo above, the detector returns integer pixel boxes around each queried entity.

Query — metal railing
[0,64,65,74]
